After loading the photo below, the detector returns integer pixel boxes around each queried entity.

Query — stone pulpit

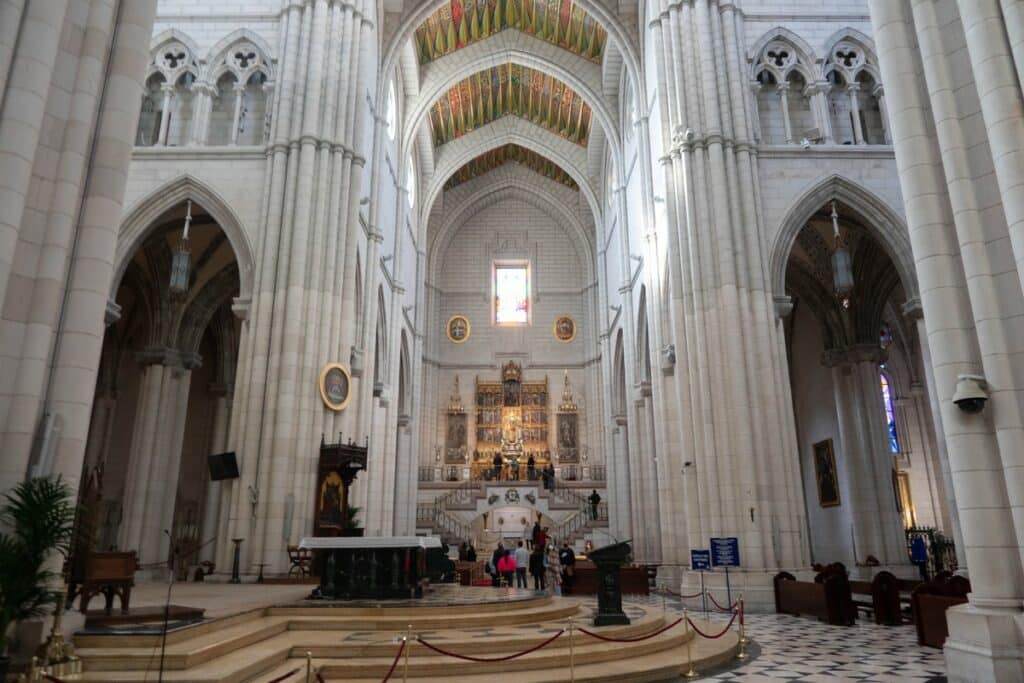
[587,540,633,626]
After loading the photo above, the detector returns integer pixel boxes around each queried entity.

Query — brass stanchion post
[568,617,575,682]
[305,650,312,682]
[403,625,412,683]
[736,597,748,660]
[683,608,697,678]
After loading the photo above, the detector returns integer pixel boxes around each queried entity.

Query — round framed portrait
[319,362,352,411]
[446,314,471,344]
[553,315,577,343]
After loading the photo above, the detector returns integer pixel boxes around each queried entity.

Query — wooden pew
[774,569,856,625]
[912,575,970,648]
[848,571,919,625]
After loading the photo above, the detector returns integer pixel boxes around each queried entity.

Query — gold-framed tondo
[446,314,471,344]
[318,362,352,411]
[553,315,577,343]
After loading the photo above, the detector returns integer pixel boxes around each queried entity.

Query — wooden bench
[849,571,921,625]
[67,551,138,615]
[774,570,855,625]
[912,575,970,648]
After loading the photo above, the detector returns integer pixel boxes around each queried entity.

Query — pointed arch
[636,286,651,383]
[822,28,882,84]
[749,27,818,77]
[205,28,276,82]
[769,174,918,299]
[148,29,201,81]
[114,174,256,301]
[612,328,627,419]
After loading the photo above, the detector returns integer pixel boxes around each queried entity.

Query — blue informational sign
[710,537,740,567]
[691,549,711,571]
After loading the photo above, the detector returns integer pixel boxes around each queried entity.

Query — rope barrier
[577,617,683,643]
[381,638,407,682]
[685,610,738,640]
[415,629,565,663]
[265,667,301,683]
[706,591,739,612]
[661,587,704,599]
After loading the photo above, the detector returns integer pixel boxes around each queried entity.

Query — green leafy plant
[344,504,361,532]
[0,477,75,656]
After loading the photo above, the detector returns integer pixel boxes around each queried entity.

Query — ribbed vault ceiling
[414,0,607,65]
[443,143,579,190]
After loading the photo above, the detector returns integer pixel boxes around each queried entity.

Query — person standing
[529,545,546,590]
[531,521,541,549]
[546,544,562,596]
[466,543,477,563]
[490,543,505,587]
[559,542,576,595]
[514,541,529,588]
[493,452,503,481]
[527,454,536,480]
[588,489,601,520]
[498,549,515,587]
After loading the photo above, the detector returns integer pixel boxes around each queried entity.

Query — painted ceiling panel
[427,64,593,147]
[444,143,579,190]
[414,0,607,65]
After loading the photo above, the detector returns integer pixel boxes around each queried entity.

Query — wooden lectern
[587,540,633,626]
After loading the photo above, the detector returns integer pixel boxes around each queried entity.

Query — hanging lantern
[830,202,854,300]
[169,200,192,295]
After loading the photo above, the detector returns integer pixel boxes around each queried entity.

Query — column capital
[773,295,794,319]
[232,82,247,94]
[871,84,884,98]
[160,82,176,95]
[105,299,122,326]
[231,296,251,320]
[776,82,791,94]
[135,346,202,369]
[821,343,887,368]
[902,297,923,319]
[846,82,862,94]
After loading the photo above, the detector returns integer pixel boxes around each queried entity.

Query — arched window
[880,372,899,453]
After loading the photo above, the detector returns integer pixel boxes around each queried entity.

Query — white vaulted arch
[422,119,599,225]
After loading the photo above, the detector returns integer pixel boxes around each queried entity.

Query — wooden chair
[287,545,313,578]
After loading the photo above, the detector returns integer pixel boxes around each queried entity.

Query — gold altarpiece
[472,361,551,480]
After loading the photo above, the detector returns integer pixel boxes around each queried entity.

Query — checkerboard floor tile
[629,595,947,682]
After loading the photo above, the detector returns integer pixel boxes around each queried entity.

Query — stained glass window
[881,373,900,453]
[494,263,529,325]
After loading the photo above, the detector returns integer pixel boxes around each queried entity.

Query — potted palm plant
[0,477,75,679]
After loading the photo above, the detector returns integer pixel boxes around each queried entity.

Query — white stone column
[824,345,909,570]
[200,387,232,562]
[748,81,763,142]
[610,420,632,542]
[812,81,835,143]
[847,83,865,144]
[777,82,793,143]
[869,1,1024,679]
[873,85,891,144]
[0,0,71,322]
[188,80,212,145]
[157,82,174,146]
[230,82,245,145]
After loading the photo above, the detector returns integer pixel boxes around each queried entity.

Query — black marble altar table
[299,536,443,600]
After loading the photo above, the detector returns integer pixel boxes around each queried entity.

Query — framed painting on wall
[812,439,840,508]
[319,362,352,411]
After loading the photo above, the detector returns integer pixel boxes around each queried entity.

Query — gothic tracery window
[880,372,900,454]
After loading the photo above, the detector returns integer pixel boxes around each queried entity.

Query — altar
[300,536,442,600]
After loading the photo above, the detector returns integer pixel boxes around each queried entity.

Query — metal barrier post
[683,608,697,678]
[736,596,748,660]
[569,617,575,682]
[305,651,312,683]
[404,625,412,682]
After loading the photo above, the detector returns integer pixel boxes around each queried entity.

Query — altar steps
[72,596,739,682]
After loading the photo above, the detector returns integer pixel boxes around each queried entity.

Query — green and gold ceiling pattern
[414,0,607,65]
[444,143,579,190]
[427,64,592,147]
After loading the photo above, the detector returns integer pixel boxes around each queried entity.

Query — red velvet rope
[706,591,739,612]
[265,667,301,683]
[578,617,683,642]
[661,587,704,599]
[381,638,407,682]
[685,610,738,639]
[415,629,565,662]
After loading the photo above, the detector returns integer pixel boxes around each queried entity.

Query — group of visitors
[483,531,576,596]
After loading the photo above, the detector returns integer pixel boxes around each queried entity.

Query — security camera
[953,374,988,414]
[800,137,811,149]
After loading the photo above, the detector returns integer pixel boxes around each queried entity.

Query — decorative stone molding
[105,299,122,326]
[821,343,887,368]
[773,295,794,319]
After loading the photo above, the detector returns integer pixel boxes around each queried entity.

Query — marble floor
[639,594,947,682]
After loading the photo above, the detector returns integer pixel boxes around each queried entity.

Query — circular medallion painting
[319,362,352,411]
[553,315,577,343]
[446,315,471,344]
